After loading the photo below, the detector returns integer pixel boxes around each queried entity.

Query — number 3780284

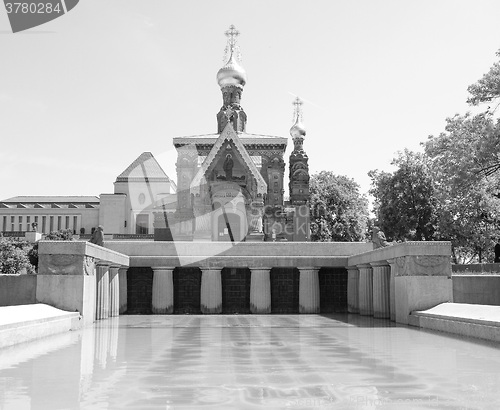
[5,3,62,14]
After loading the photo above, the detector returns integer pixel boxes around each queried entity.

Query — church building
[0,26,311,243]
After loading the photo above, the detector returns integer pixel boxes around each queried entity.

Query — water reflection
[0,315,499,409]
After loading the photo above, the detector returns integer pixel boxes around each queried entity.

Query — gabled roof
[173,132,287,147]
[115,152,171,183]
[190,123,267,196]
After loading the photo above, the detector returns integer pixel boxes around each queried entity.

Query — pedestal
[299,268,320,313]
[246,232,265,242]
[152,267,174,314]
[25,231,42,243]
[394,255,453,324]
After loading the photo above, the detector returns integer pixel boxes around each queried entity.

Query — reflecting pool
[1,315,500,409]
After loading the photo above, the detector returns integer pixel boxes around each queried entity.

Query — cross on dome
[223,24,242,63]
[292,97,303,122]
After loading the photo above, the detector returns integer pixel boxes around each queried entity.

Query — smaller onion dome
[217,52,247,88]
[290,115,306,139]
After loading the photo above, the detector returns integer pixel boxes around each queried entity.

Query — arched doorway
[217,212,242,241]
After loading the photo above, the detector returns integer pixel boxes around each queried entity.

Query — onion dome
[217,51,247,88]
[290,97,306,139]
[290,115,306,139]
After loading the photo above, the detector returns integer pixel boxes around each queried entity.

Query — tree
[45,229,74,240]
[0,237,35,275]
[466,49,500,177]
[369,150,438,242]
[424,113,500,188]
[423,114,500,263]
[467,49,500,107]
[309,171,369,242]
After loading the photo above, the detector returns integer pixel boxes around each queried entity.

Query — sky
[1,0,499,205]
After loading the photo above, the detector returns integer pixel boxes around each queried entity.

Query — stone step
[411,302,500,343]
[0,304,81,349]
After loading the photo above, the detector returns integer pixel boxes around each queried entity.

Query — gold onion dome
[290,116,306,139]
[217,51,247,88]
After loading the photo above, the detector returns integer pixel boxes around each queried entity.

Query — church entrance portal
[217,212,242,241]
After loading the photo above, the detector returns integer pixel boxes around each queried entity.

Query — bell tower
[288,97,310,241]
[216,25,247,133]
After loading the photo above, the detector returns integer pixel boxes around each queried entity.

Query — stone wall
[452,275,500,306]
[452,263,500,273]
[0,275,37,306]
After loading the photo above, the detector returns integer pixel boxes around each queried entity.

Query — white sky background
[0,0,499,204]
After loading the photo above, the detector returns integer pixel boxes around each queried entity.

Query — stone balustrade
[347,241,452,324]
[37,241,129,325]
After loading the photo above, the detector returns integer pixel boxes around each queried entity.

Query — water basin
[0,314,499,409]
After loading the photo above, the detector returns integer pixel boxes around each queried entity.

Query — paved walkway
[0,304,75,328]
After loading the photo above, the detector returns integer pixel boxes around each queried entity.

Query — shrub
[0,237,35,275]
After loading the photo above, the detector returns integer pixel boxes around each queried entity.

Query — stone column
[346,266,360,314]
[200,268,222,314]
[387,259,397,321]
[118,268,128,314]
[370,261,390,319]
[358,264,373,316]
[152,267,174,314]
[299,268,320,313]
[96,263,110,320]
[108,266,120,317]
[250,268,271,314]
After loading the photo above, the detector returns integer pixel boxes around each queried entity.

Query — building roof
[0,196,100,209]
[1,196,99,203]
[115,152,172,183]
[190,123,268,196]
[173,132,288,147]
